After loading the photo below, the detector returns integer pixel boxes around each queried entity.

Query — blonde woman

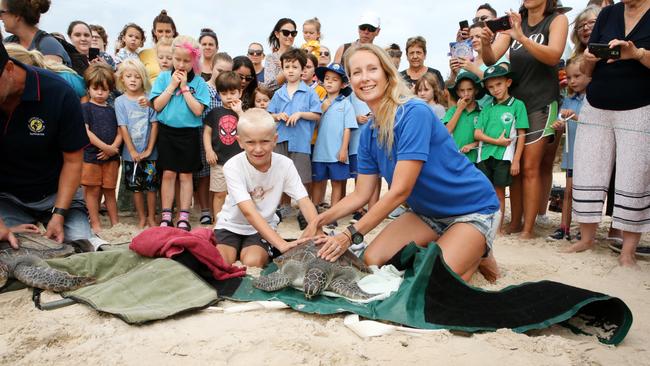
[305,44,500,283]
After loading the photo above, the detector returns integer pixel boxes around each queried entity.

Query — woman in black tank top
[479,0,568,239]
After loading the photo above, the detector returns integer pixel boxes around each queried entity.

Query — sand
[1,177,649,366]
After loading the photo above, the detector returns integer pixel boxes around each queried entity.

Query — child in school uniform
[267,48,322,216]
[150,35,211,231]
[311,63,357,228]
[443,71,485,164]
[214,109,319,266]
[474,65,529,233]
[203,71,244,220]
[81,64,122,234]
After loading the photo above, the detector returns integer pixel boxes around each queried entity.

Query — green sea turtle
[0,233,95,292]
[253,240,374,300]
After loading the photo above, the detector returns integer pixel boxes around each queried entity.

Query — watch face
[352,233,364,245]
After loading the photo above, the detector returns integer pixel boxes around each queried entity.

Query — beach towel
[225,243,633,345]
[130,227,247,280]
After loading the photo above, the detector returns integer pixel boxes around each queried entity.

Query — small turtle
[253,240,374,300]
[0,233,95,292]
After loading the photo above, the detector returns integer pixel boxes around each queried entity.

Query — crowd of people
[0,0,648,283]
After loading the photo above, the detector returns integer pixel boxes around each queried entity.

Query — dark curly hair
[116,23,146,53]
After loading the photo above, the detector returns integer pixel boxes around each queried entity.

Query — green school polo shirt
[476,96,529,162]
[442,105,481,163]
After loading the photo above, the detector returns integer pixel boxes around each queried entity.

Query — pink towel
[130,227,246,280]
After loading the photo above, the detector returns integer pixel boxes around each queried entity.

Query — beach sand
[1,177,649,366]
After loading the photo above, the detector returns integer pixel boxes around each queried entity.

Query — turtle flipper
[253,271,291,292]
[328,278,373,300]
[13,264,96,292]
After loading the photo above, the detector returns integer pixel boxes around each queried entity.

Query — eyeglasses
[319,51,330,57]
[359,24,378,33]
[280,29,298,38]
[576,19,596,32]
[238,74,254,82]
[472,15,490,23]
[248,50,263,56]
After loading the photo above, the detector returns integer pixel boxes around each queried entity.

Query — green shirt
[442,105,481,163]
[476,96,529,162]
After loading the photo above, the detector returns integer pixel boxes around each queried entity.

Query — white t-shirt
[215,152,308,235]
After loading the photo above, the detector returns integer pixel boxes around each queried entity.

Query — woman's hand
[607,39,643,63]
[449,57,462,74]
[506,10,525,43]
[480,27,496,47]
[315,232,351,262]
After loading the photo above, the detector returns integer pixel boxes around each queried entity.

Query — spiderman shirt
[204,106,243,165]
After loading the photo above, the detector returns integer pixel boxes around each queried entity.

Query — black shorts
[156,123,202,173]
[477,157,512,187]
[214,229,272,256]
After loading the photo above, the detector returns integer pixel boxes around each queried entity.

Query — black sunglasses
[320,51,330,57]
[359,24,377,33]
[248,49,263,56]
[472,15,490,23]
[238,74,254,82]
[280,29,298,38]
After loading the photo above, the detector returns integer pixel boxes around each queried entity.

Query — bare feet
[520,231,538,240]
[91,225,102,235]
[478,253,499,283]
[147,218,158,228]
[618,254,639,268]
[137,219,146,229]
[562,238,595,253]
[506,224,522,235]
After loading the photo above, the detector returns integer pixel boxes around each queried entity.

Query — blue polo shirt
[358,99,499,218]
[313,95,358,163]
[0,61,89,203]
[267,81,322,154]
[150,71,211,128]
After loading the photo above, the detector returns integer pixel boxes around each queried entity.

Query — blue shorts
[312,161,350,181]
[349,154,358,178]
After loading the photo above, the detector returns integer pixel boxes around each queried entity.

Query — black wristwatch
[51,207,68,217]
[346,225,364,245]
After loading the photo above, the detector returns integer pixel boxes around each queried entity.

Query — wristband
[51,207,67,217]
[181,86,191,94]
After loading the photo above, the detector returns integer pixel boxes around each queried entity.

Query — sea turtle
[253,240,374,300]
[0,233,95,292]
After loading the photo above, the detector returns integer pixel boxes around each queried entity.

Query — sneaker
[350,210,365,224]
[297,213,308,231]
[536,214,553,227]
[547,228,567,241]
[200,213,213,225]
[608,242,650,257]
[388,206,407,219]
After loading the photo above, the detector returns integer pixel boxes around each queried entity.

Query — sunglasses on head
[320,51,330,57]
[359,24,377,33]
[280,29,298,38]
[472,15,490,23]
[238,74,254,82]
[248,49,263,56]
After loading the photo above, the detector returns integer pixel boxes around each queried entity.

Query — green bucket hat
[481,64,514,83]
[447,71,485,100]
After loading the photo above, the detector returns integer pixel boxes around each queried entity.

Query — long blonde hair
[115,58,151,92]
[344,43,413,153]
[4,43,77,74]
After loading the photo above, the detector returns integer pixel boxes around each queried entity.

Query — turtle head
[303,262,331,299]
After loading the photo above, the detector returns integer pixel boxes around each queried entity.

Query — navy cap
[315,62,348,84]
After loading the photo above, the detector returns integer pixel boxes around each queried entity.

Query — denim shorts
[415,210,499,256]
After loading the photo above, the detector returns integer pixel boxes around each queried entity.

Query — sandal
[200,214,213,225]
[160,219,174,228]
[176,219,191,231]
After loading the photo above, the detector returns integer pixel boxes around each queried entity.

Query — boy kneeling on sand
[213,108,318,267]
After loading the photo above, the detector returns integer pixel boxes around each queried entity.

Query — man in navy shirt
[0,42,92,247]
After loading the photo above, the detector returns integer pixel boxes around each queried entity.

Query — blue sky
[6,0,587,75]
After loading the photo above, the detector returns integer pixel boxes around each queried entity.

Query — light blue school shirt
[267,81,322,154]
[348,92,371,156]
[115,94,159,161]
[149,71,211,128]
[357,99,499,218]
[313,95,358,163]
[560,92,585,170]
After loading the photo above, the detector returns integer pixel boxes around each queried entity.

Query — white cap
[359,12,380,28]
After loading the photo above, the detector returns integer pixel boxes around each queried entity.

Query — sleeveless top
[509,13,561,113]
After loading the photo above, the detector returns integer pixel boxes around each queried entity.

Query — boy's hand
[510,160,520,176]
[96,151,109,160]
[206,150,218,166]
[103,145,119,157]
[286,112,302,126]
[460,144,474,153]
[276,239,300,253]
[9,223,41,234]
[496,131,512,146]
[140,149,151,160]
[551,119,565,131]
[231,100,243,115]
[456,96,469,110]
[560,109,576,120]
[337,148,348,163]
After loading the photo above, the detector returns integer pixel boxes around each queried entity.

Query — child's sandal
[200,214,212,225]
[176,220,191,232]
[160,219,174,228]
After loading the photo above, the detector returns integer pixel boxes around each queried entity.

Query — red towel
[130,227,246,280]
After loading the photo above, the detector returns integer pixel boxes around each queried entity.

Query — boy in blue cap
[474,65,528,234]
[311,63,358,228]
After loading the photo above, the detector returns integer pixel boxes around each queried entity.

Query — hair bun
[31,0,51,14]
[160,9,168,15]
[201,28,214,34]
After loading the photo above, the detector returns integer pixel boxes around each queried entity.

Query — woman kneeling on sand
[304,44,500,282]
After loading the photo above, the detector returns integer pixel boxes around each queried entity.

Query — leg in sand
[240,245,270,268]
[84,185,102,234]
[438,223,496,283]
[619,231,641,267]
[538,132,562,217]
[133,191,147,228]
[507,173,523,234]
[217,244,238,265]
[563,222,597,253]
[146,191,158,227]
[520,137,548,239]
[161,170,178,214]
[495,185,506,235]
[311,180,326,207]
[212,191,227,219]
[103,188,118,227]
